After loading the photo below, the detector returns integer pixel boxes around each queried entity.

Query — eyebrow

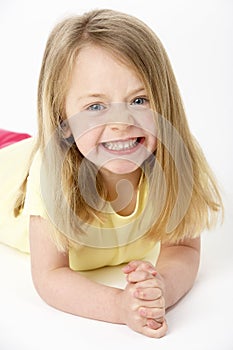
[77,87,147,102]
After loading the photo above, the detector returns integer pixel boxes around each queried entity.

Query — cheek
[74,128,102,156]
[153,134,157,147]
[145,131,157,152]
[75,136,89,156]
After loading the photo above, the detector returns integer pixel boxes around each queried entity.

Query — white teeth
[103,138,138,151]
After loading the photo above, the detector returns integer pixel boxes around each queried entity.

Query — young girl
[0,9,223,338]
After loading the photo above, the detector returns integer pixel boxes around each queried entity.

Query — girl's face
[65,45,157,175]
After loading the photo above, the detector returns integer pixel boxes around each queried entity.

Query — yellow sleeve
[23,150,48,220]
[0,138,35,252]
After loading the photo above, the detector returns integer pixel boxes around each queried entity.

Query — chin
[102,160,141,175]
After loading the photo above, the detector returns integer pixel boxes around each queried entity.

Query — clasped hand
[120,260,168,338]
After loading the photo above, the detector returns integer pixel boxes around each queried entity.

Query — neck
[99,167,142,216]
[100,167,142,201]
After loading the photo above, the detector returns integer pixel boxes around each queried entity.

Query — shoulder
[24,145,49,220]
[0,136,35,162]
[28,145,43,175]
[0,137,36,193]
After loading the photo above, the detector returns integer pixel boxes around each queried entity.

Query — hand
[117,262,167,338]
[122,260,167,337]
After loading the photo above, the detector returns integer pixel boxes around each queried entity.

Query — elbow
[31,268,67,310]
[31,271,54,307]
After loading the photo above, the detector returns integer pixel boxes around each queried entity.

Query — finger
[153,317,164,323]
[145,318,162,330]
[127,270,155,283]
[134,261,156,275]
[122,264,137,274]
[137,297,164,309]
[138,298,164,309]
[122,261,141,273]
[122,261,156,275]
[134,288,164,302]
[139,306,165,319]
[135,277,164,290]
[142,319,168,338]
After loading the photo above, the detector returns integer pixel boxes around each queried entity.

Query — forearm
[155,238,200,309]
[34,266,124,324]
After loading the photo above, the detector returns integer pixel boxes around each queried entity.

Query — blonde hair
[15,9,223,251]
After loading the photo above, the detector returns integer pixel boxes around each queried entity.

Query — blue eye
[131,97,149,106]
[87,104,106,111]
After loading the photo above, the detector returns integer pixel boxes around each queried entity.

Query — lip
[101,136,144,143]
[100,137,145,155]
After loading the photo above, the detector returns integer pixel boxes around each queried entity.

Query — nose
[107,103,135,131]
[110,122,132,132]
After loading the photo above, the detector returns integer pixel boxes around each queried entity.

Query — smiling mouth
[102,137,144,151]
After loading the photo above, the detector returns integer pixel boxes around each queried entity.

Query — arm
[29,215,166,337]
[155,237,201,309]
[122,237,200,334]
[29,215,123,324]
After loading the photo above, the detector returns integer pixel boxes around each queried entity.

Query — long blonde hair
[15,9,223,251]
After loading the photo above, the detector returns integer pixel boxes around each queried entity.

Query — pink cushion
[0,129,31,149]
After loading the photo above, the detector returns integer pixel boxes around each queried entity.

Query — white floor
[0,195,232,350]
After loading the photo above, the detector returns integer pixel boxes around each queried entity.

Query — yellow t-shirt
[0,138,160,271]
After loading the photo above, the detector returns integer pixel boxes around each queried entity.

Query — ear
[60,120,72,139]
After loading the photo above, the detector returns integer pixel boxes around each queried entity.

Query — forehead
[70,45,144,90]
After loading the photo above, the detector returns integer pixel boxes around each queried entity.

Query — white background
[0,1,233,349]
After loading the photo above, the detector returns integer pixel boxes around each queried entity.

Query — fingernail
[122,265,130,272]
[139,308,146,317]
[149,268,157,276]
[147,319,162,330]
